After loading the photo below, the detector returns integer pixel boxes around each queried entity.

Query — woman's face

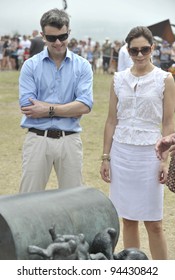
[127,36,154,68]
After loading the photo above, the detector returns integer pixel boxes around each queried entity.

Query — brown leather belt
[28,128,76,139]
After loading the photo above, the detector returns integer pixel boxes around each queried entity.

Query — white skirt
[109,141,164,221]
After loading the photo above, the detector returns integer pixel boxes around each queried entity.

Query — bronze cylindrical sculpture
[0,186,119,259]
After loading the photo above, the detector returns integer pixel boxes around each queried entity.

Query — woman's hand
[100,160,111,183]
[158,161,168,184]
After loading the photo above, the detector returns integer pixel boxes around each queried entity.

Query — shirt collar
[41,47,72,61]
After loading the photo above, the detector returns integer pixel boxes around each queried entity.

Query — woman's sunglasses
[44,33,69,42]
[128,46,152,56]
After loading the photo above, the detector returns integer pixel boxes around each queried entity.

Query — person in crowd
[17,45,25,69]
[29,30,45,57]
[2,36,12,70]
[0,36,4,70]
[102,37,111,73]
[23,47,30,61]
[84,37,94,67]
[78,40,87,58]
[151,40,161,67]
[109,40,121,73]
[20,35,31,50]
[159,40,171,71]
[168,42,175,79]
[19,8,93,193]
[17,35,31,66]
[117,42,133,71]
[10,37,21,70]
[100,26,175,259]
[68,38,81,55]
[92,41,101,73]
[170,41,175,64]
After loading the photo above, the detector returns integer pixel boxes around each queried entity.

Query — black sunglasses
[45,33,69,42]
[128,46,152,56]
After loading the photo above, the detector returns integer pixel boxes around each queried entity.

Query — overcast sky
[0,0,174,43]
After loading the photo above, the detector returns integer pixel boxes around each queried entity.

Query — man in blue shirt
[19,8,93,192]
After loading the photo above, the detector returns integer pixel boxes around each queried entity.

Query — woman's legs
[122,218,140,249]
[122,218,168,259]
[144,220,168,260]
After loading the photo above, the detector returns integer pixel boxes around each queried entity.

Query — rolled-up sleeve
[75,60,93,110]
[19,60,37,107]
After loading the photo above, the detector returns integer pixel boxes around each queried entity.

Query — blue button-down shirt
[19,48,93,132]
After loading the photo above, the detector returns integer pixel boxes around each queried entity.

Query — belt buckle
[56,130,62,138]
[47,130,62,138]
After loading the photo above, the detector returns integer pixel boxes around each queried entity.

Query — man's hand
[21,98,50,118]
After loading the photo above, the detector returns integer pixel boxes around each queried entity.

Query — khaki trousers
[19,131,83,193]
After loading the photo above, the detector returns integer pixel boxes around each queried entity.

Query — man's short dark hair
[40,8,70,32]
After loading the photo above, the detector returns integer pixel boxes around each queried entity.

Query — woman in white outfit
[100,26,175,259]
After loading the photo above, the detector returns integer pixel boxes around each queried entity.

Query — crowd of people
[1,31,175,74]
[0,31,45,71]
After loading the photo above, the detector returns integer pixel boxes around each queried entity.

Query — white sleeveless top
[113,67,169,145]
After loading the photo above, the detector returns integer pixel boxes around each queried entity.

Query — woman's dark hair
[125,26,153,47]
[40,8,70,32]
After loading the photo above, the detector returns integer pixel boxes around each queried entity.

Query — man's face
[42,25,69,57]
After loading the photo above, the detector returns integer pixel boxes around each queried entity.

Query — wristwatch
[49,106,55,118]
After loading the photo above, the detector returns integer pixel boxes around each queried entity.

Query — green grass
[0,71,19,102]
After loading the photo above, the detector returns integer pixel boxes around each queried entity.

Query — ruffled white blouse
[113,67,169,145]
